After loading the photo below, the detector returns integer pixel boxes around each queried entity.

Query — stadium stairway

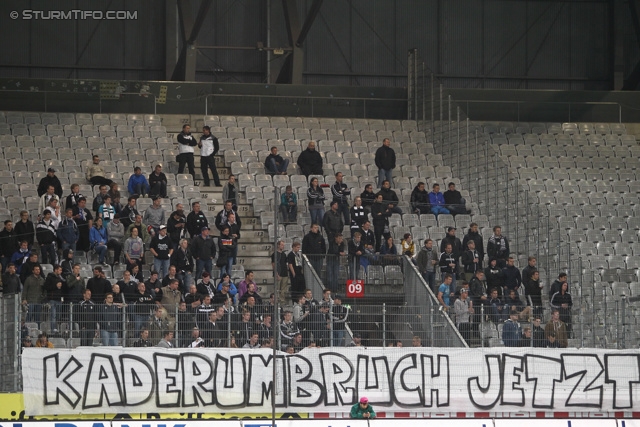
[160,117,276,296]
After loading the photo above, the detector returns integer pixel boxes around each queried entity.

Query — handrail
[205,93,406,118]
[455,99,623,123]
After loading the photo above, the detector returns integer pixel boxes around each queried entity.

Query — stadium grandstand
[2,0,640,423]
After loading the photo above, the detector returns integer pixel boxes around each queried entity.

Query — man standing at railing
[331,295,349,347]
[327,234,346,292]
[437,274,454,311]
[272,240,290,303]
[439,243,459,290]
[348,232,364,280]
[78,288,97,347]
[417,239,438,291]
[375,138,396,189]
[302,223,326,278]
[287,242,305,302]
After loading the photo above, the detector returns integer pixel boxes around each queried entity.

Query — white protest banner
[21,347,640,416]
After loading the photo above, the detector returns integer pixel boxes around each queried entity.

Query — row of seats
[545,204,636,218]
[492,133,635,145]
[203,115,420,132]
[0,159,173,175]
[0,123,167,139]
[0,112,161,126]
[504,155,640,170]
[0,134,173,150]
[479,121,627,135]
[499,141,638,156]
[0,146,175,162]
[202,126,426,143]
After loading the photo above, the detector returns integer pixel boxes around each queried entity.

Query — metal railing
[0,294,21,392]
[302,253,466,347]
[205,93,406,119]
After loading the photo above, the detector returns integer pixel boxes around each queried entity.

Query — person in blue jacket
[90,218,109,265]
[428,183,450,216]
[128,167,151,197]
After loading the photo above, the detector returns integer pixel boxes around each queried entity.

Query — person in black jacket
[327,234,346,292]
[186,201,209,238]
[359,184,376,216]
[86,266,112,302]
[302,223,326,276]
[440,227,463,261]
[0,219,17,273]
[331,172,351,226]
[548,272,568,300]
[348,232,365,280]
[297,140,323,178]
[215,201,242,231]
[462,223,484,266]
[287,242,305,302]
[1,263,21,294]
[176,124,198,179]
[439,243,458,289]
[487,226,509,268]
[216,226,236,279]
[377,180,402,214]
[167,205,187,246]
[78,288,97,346]
[199,126,221,187]
[410,182,430,214]
[484,258,504,296]
[171,238,194,293]
[148,164,168,199]
[14,210,35,248]
[192,226,216,281]
[502,257,522,295]
[37,168,63,198]
[461,239,481,282]
[370,193,391,252]
[323,201,344,242]
[44,265,67,332]
[374,138,396,188]
[119,196,139,229]
[100,293,122,346]
[443,182,470,215]
[265,146,289,175]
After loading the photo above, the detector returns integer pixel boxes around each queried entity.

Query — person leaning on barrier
[350,396,376,419]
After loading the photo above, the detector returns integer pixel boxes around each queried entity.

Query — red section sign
[346,279,365,298]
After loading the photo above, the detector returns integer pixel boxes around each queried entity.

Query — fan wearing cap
[350,396,376,419]
[37,168,63,198]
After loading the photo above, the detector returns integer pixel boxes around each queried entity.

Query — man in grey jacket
[106,214,125,265]
[143,197,166,234]
[416,239,438,291]
[156,330,174,348]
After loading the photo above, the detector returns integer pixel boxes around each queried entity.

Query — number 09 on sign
[346,279,365,298]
